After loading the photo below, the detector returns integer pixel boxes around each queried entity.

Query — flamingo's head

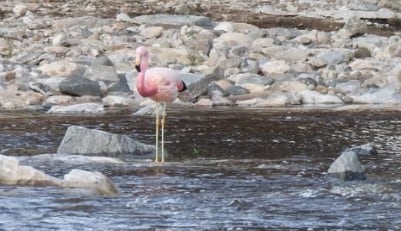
[135,46,149,72]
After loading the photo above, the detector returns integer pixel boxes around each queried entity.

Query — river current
[0,107,400,230]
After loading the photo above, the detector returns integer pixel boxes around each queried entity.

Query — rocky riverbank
[0,0,400,112]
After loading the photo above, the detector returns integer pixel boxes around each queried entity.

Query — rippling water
[0,107,401,230]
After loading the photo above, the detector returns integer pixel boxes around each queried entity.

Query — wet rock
[0,154,62,186]
[328,151,366,181]
[47,103,105,114]
[57,125,155,158]
[345,143,378,156]
[0,154,117,196]
[59,76,102,97]
[63,169,117,196]
[21,154,125,166]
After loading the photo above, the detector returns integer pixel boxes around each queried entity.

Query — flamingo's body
[135,46,187,162]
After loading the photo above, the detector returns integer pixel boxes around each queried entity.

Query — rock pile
[0,1,398,112]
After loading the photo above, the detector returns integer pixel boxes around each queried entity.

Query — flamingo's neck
[136,54,157,97]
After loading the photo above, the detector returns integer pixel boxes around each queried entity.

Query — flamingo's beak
[134,57,141,72]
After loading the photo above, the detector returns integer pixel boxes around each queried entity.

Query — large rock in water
[0,154,62,186]
[0,155,117,196]
[57,125,155,158]
[328,151,366,180]
[63,169,117,196]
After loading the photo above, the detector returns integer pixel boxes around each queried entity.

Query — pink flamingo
[135,46,187,162]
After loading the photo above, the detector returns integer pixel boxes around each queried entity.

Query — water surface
[0,107,400,230]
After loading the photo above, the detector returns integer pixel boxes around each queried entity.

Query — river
[0,107,400,230]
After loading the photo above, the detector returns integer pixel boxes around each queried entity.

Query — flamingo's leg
[155,102,160,162]
[161,102,166,162]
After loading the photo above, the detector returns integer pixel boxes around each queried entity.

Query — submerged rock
[328,151,366,180]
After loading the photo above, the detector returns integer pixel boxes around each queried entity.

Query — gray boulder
[328,151,366,180]
[108,74,132,93]
[188,67,225,100]
[82,64,119,82]
[57,125,155,159]
[59,76,102,97]
[63,169,117,196]
[134,14,215,29]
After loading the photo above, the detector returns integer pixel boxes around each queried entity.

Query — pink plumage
[134,46,187,162]
[135,46,187,101]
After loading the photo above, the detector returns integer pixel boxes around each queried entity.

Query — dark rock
[188,67,225,101]
[59,76,102,97]
[225,85,249,96]
[328,151,366,180]
[354,47,372,58]
[108,74,132,93]
[240,58,260,74]
[207,82,224,98]
[298,77,318,90]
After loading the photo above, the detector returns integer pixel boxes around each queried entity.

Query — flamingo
[134,46,187,162]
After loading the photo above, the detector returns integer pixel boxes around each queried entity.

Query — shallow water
[0,107,401,230]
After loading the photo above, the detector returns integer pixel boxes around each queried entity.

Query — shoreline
[0,1,400,113]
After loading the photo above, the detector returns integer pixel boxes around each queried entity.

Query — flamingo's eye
[135,65,141,72]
